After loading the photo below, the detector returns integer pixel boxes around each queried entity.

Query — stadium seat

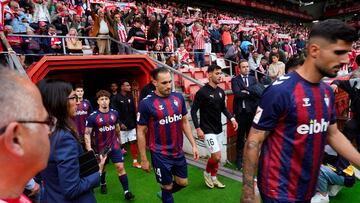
[183,79,195,94]
[193,68,206,79]
[189,84,201,101]
[179,68,193,87]
[218,81,227,90]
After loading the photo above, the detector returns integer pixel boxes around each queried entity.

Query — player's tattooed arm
[241,128,269,203]
[84,127,93,151]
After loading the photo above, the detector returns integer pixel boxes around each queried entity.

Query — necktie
[243,76,248,87]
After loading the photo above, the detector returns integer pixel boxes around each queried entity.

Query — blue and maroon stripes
[87,110,120,152]
[138,93,186,158]
[75,100,92,137]
[257,72,336,201]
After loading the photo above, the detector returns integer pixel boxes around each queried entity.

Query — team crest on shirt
[174,100,178,107]
[159,105,164,110]
[324,94,329,107]
[219,92,222,98]
[302,98,311,107]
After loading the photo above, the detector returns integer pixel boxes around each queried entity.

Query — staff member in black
[191,64,238,189]
[231,59,264,170]
[111,79,141,169]
[330,70,360,151]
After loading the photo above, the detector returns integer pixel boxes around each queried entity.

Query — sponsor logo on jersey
[159,114,182,125]
[99,125,116,132]
[296,118,329,135]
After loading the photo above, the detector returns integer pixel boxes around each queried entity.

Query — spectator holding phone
[38,79,106,203]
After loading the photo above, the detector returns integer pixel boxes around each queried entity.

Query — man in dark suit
[231,59,263,169]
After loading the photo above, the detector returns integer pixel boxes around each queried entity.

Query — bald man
[0,68,51,202]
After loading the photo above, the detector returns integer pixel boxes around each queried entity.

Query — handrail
[8,33,109,40]
[0,32,26,75]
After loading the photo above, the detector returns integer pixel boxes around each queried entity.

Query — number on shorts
[207,138,215,146]
[155,168,162,178]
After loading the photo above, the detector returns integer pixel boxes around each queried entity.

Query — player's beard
[318,64,341,78]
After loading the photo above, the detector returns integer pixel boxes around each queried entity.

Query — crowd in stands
[0,0,359,75]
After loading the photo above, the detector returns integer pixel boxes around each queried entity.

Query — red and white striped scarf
[117,22,127,43]
[49,33,61,46]
[165,36,174,52]
[146,6,170,17]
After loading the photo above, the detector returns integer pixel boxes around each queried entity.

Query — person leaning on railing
[66,28,83,54]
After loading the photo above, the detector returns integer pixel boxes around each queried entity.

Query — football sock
[130,142,138,160]
[206,158,217,174]
[171,181,185,193]
[211,161,219,177]
[119,174,129,193]
[161,188,174,203]
[100,172,106,185]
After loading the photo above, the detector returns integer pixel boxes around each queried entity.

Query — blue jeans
[194,49,205,68]
[317,165,344,193]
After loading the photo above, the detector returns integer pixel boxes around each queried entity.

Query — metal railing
[5,33,269,94]
[0,32,26,74]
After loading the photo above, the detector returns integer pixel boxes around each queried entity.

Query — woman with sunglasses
[38,78,106,203]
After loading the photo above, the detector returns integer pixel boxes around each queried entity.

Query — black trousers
[235,112,255,169]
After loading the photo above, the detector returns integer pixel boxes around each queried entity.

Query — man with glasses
[0,68,51,202]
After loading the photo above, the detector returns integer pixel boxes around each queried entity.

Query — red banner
[90,0,105,4]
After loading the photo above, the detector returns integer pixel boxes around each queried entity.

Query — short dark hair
[74,83,84,89]
[271,54,279,59]
[309,19,358,43]
[96,90,111,99]
[285,55,305,73]
[207,64,222,73]
[151,67,170,80]
[118,79,129,87]
[238,59,248,67]
[48,24,56,30]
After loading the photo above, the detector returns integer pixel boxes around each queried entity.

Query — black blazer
[231,75,264,115]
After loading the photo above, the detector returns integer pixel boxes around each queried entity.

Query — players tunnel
[26,55,156,104]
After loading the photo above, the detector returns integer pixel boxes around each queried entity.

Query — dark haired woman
[38,79,105,203]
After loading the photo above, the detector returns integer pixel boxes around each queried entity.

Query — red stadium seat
[193,68,206,79]
[218,81,227,90]
[189,84,201,101]
[183,79,195,94]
